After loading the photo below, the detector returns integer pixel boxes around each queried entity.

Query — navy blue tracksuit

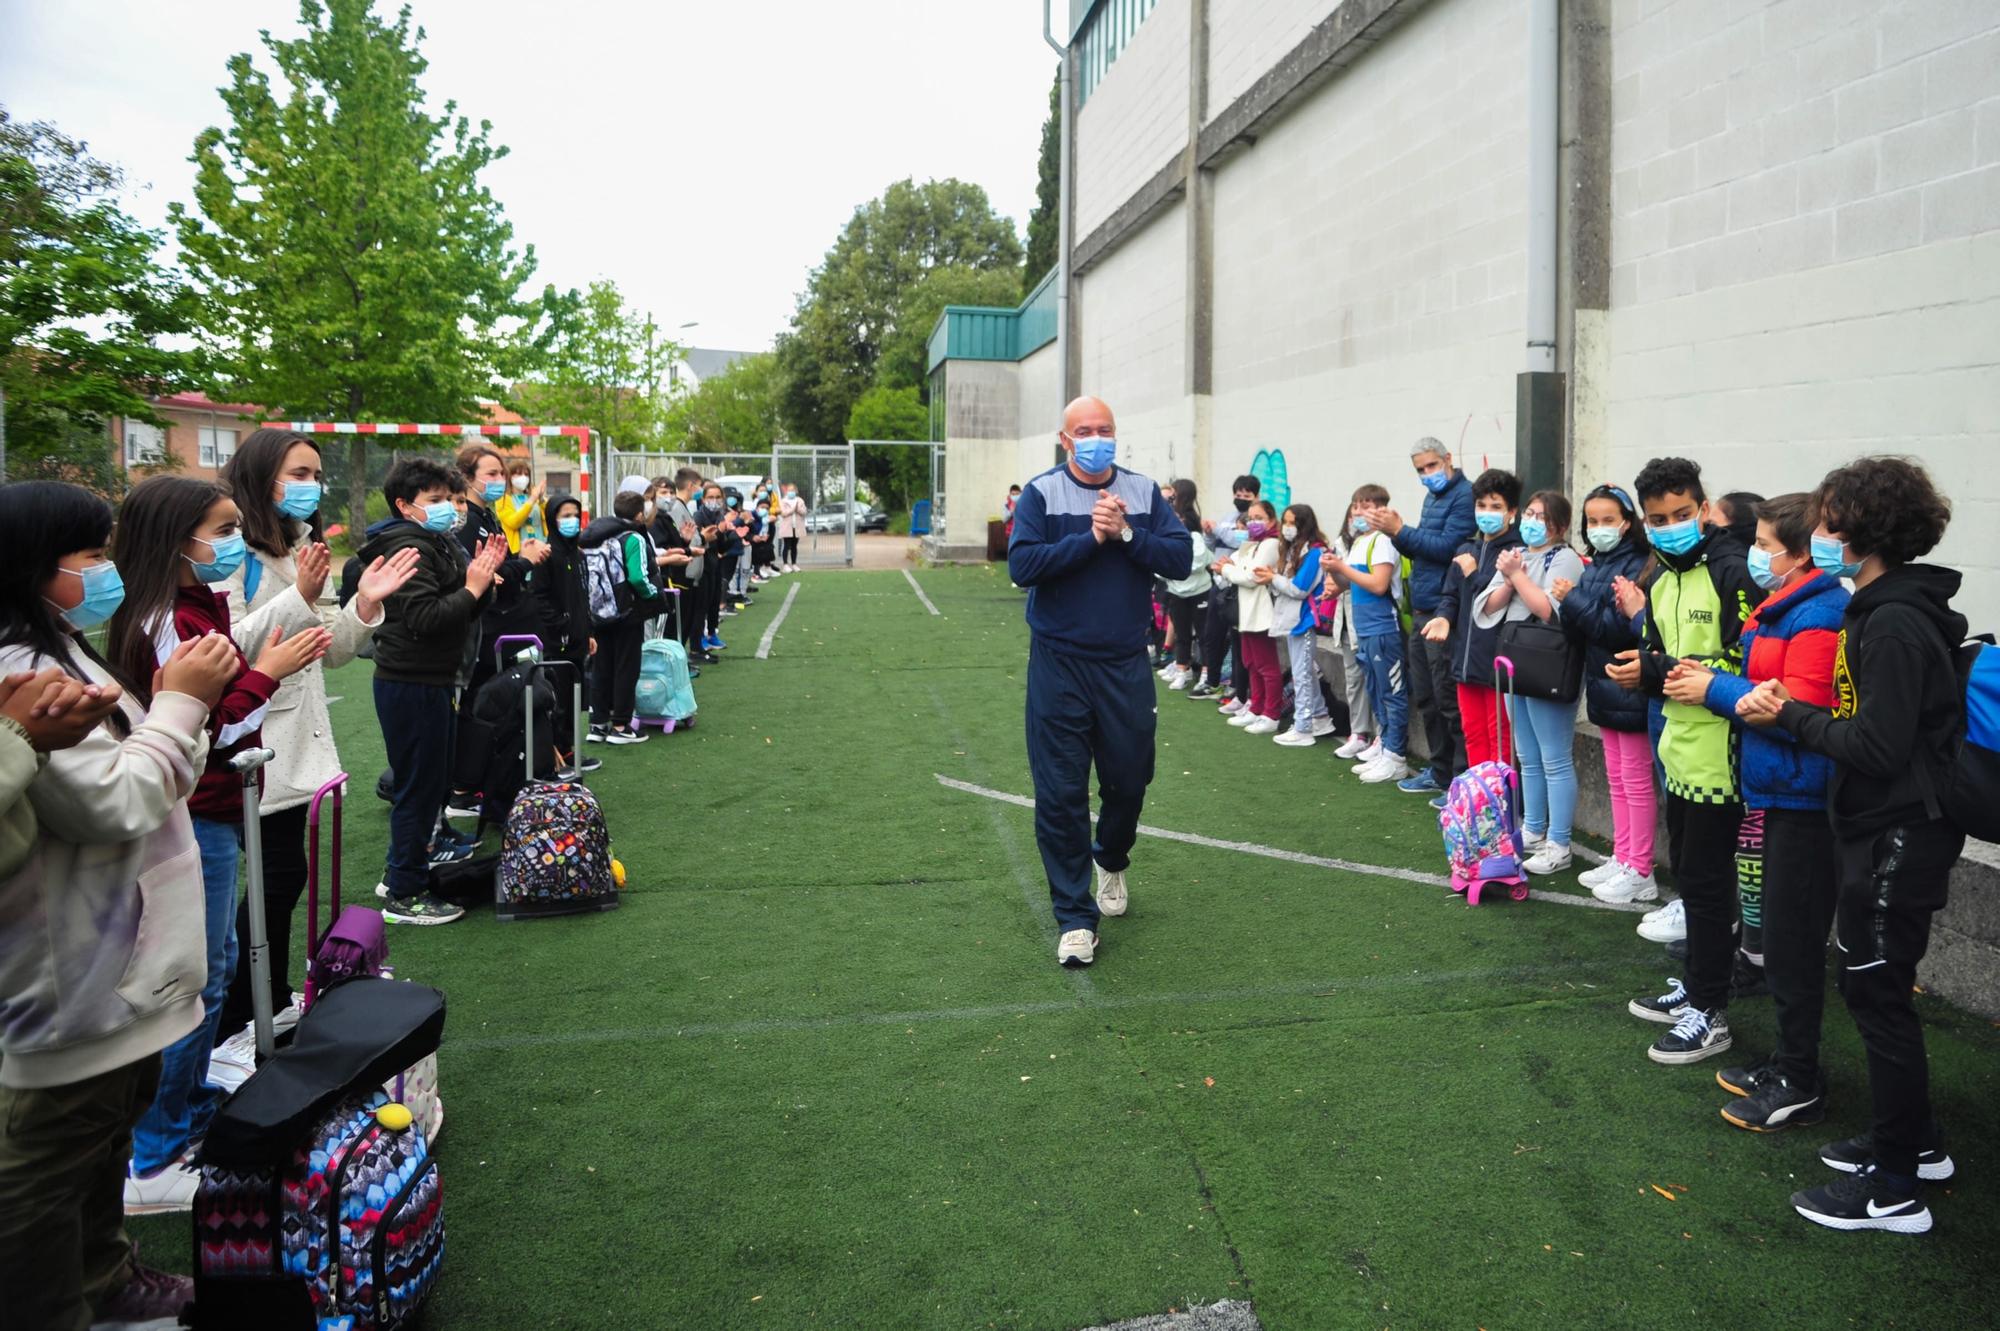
[1008,462,1192,935]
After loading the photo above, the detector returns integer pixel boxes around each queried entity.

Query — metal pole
[1043,1,1072,405]
[1526,0,1560,375]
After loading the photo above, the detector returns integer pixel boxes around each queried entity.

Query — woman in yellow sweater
[493,456,546,553]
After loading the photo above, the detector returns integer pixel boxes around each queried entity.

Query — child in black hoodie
[1741,457,1964,1235]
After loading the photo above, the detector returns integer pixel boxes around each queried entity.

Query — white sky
[0,1,1058,353]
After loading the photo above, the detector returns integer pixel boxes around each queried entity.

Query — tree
[874,264,1025,395]
[0,109,205,489]
[662,351,787,454]
[515,280,677,454]
[843,385,930,512]
[1022,67,1061,295]
[172,0,544,531]
[776,177,1021,449]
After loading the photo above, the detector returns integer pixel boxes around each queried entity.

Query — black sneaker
[1792,1165,1931,1234]
[1721,1071,1825,1132]
[1648,1006,1731,1065]
[1820,1133,1955,1182]
[586,725,608,744]
[1628,976,1693,1024]
[1187,682,1216,699]
[381,893,465,926]
[1731,952,1769,999]
[1715,1056,1776,1098]
[1665,936,1689,962]
[427,840,475,869]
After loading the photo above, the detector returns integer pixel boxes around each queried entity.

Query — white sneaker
[1219,699,1245,715]
[209,1026,259,1086]
[1521,828,1547,852]
[124,1159,202,1215]
[1637,896,1687,943]
[1359,752,1411,783]
[1158,663,1179,681]
[1354,738,1384,765]
[1595,867,1660,904]
[1095,865,1128,917]
[1244,716,1280,735]
[1168,671,1190,691]
[1228,710,1260,727]
[1578,859,1626,889]
[1334,734,1371,758]
[1642,894,1678,923]
[1522,843,1573,875]
[1274,729,1315,747]
[1310,715,1339,738]
[1057,929,1097,967]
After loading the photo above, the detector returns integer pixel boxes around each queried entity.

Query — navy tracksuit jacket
[1007,462,1193,935]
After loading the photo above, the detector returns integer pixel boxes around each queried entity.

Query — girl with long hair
[1321,484,1390,761]
[1218,500,1284,732]
[1267,504,1333,745]
[1159,479,1214,691]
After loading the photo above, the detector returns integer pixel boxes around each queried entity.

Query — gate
[773,442,858,567]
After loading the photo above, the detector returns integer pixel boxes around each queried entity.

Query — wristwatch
[1119,524,1134,543]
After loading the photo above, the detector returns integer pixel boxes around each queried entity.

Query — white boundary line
[902,568,941,616]
[932,773,1648,913]
[755,581,801,659]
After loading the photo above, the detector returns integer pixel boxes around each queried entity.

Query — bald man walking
[1007,397,1193,967]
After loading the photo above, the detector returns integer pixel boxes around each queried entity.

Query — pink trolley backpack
[1439,656,1530,905]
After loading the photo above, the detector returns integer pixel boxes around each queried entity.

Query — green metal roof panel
[925,266,1061,373]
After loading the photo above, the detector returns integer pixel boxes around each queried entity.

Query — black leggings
[219,802,312,1030]
[781,535,799,564]
[1165,593,1203,668]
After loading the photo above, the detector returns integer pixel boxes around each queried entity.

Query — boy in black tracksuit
[1740,458,1966,1234]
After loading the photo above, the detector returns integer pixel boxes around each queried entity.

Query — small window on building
[124,419,166,465]
[545,471,573,495]
[198,427,238,469]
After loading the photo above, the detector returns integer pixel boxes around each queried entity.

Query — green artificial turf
[138,564,2000,1329]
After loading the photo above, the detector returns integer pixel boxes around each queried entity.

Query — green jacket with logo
[1636,532,1763,803]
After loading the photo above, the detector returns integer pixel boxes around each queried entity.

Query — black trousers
[781,535,800,564]
[1409,618,1466,786]
[552,643,589,755]
[218,802,311,1030]
[702,558,725,633]
[1199,596,1230,684]
[1761,807,1839,1083]
[1666,794,1744,1013]
[1832,818,1965,1177]
[590,617,644,730]
[1165,592,1203,669]
[673,580,703,650]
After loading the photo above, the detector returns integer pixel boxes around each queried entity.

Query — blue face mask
[1350,515,1371,536]
[557,515,581,538]
[1647,517,1702,557]
[278,481,322,520]
[1811,533,1861,579]
[419,500,456,532]
[483,479,506,502]
[50,560,126,630]
[187,532,248,584]
[1747,546,1797,591]
[1421,469,1451,495]
[1474,510,1506,536]
[1519,518,1548,547]
[1586,525,1623,553]
[1071,435,1117,474]
[727,496,739,509]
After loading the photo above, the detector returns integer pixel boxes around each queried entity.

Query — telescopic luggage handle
[233,747,279,1058]
[1492,655,1519,770]
[492,633,585,783]
[303,773,349,1012]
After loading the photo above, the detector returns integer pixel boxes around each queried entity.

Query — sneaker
[1715,1056,1776,1098]
[1648,1006,1732,1065]
[1188,681,1216,699]
[1820,1133,1955,1182]
[1359,753,1411,783]
[444,798,482,820]
[91,1245,193,1323]
[1219,698,1245,716]
[1157,662,1180,680]
[586,725,608,744]
[381,893,466,927]
[1792,1166,1931,1234]
[1721,1071,1825,1132]
[1274,729,1316,747]
[572,756,605,774]
[1334,734,1372,758]
[1578,859,1626,889]
[1593,866,1660,904]
[209,1026,260,1086]
[710,635,728,650]
[1310,715,1339,737]
[605,728,650,745]
[1628,976,1693,1024]
[123,1159,202,1215]
[1398,771,1442,795]
[1732,952,1770,999]
[426,840,475,869]
[1244,716,1280,736]
[1353,738,1383,765]
[1636,897,1687,943]
[1429,793,1449,811]
[1095,866,1128,917]
[1520,828,1546,852]
[1522,843,1573,875]
[1641,896,1678,922]
[1057,928,1097,967]
[1168,671,1191,691]
[1227,710,1260,728]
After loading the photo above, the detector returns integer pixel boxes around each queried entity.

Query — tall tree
[843,384,930,511]
[662,351,787,455]
[874,264,1025,395]
[515,279,678,454]
[1022,67,1061,295]
[0,109,204,489]
[172,0,544,530]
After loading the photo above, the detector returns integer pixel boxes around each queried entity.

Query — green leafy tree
[171,0,544,531]
[662,351,787,454]
[515,279,677,454]
[0,109,205,489]
[874,264,1024,395]
[843,384,930,511]
[1023,67,1061,295]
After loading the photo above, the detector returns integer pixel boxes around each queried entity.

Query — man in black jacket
[1741,457,1966,1236]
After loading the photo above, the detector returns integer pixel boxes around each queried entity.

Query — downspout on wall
[1043,1,1072,415]
[1516,0,1563,496]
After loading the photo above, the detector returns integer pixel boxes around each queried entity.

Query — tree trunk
[346,386,368,545]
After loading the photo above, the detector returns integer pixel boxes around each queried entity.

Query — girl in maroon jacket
[103,476,331,1212]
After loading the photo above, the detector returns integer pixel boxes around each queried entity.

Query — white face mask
[512,474,530,492]
[1281,524,1298,542]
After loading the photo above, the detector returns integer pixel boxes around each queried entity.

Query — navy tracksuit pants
[1026,640,1157,935]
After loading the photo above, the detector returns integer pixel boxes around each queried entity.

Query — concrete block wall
[1602,0,2000,632]
[935,347,1066,560]
[1077,206,1193,482]
[1207,0,1528,517]
[1076,0,1192,239]
[1205,0,1345,116]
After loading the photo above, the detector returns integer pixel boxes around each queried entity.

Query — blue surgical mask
[1072,436,1117,473]
[420,500,456,532]
[1811,533,1861,579]
[1474,511,1506,536]
[727,496,739,509]
[49,561,126,630]
[1647,517,1702,557]
[557,515,581,538]
[483,479,506,502]
[278,481,322,520]
[1746,546,1797,591]
[186,532,248,584]
[1350,515,1371,536]
[1585,525,1623,553]
[1519,518,1548,547]
[1421,469,1450,495]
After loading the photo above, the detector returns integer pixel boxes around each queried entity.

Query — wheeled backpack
[634,635,698,732]
[495,781,619,920]
[1439,657,1529,905]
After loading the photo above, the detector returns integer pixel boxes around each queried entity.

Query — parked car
[804,501,889,534]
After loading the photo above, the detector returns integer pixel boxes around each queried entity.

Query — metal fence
[603,443,860,567]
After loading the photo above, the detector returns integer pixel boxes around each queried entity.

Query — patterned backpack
[1439,761,1528,905]
[495,780,619,920]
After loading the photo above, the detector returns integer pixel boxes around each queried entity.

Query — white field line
[756,581,802,659]
[902,568,941,616]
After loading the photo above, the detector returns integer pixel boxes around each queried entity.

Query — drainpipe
[1043,0,1072,407]
[1516,0,1563,496]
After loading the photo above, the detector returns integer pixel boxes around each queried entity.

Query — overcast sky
[0,1,1057,353]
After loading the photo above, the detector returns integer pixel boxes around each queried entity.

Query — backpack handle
[1493,655,1519,771]
[304,772,349,1012]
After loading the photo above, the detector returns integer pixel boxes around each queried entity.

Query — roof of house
[152,391,266,416]
[682,347,755,382]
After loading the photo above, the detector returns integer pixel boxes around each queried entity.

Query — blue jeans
[1286,633,1329,734]
[376,678,455,898]
[1510,694,1579,846]
[130,815,239,1174]
[1356,632,1409,757]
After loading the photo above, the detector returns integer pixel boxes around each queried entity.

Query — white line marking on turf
[932,773,1649,913]
[755,581,801,659]
[902,568,941,616]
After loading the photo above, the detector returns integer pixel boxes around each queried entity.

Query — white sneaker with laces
[1594,865,1660,904]
[1096,865,1128,917]
[124,1159,202,1215]
[1578,859,1625,889]
[1359,752,1411,783]
[1244,716,1280,735]
[1334,734,1371,758]
[1353,738,1384,766]
[1310,715,1339,737]
[1637,896,1687,942]
[1057,929,1098,967]
[1219,699,1245,716]
[1168,671,1190,691]
[1521,828,1547,852]
[1227,710,1260,727]
[1522,843,1573,875]
[1642,894,1679,923]
[1274,728,1316,747]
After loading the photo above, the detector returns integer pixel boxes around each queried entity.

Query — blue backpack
[1918,634,2000,843]
[635,637,698,722]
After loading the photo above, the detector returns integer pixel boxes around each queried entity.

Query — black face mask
[1234,497,1252,514]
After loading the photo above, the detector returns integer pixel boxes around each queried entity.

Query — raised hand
[1613,574,1646,619]
[1549,576,1574,602]
[294,542,332,604]
[0,668,124,752]
[1453,553,1477,577]
[1496,547,1525,578]
[519,538,551,565]
[1091,490,1125,544]
[158,633,239,709]
[1371,508,1404,536]
[259,624,333,681]
[464,537,505,598]
[353,546,422,618]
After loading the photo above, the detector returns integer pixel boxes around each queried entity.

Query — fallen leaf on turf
[1204,1077,1216,1087]
[751,1295,762,1302]
[1667,1183,1688,1193]
[1650,1184,1678,1201]
[1021,1076,1031,1082]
